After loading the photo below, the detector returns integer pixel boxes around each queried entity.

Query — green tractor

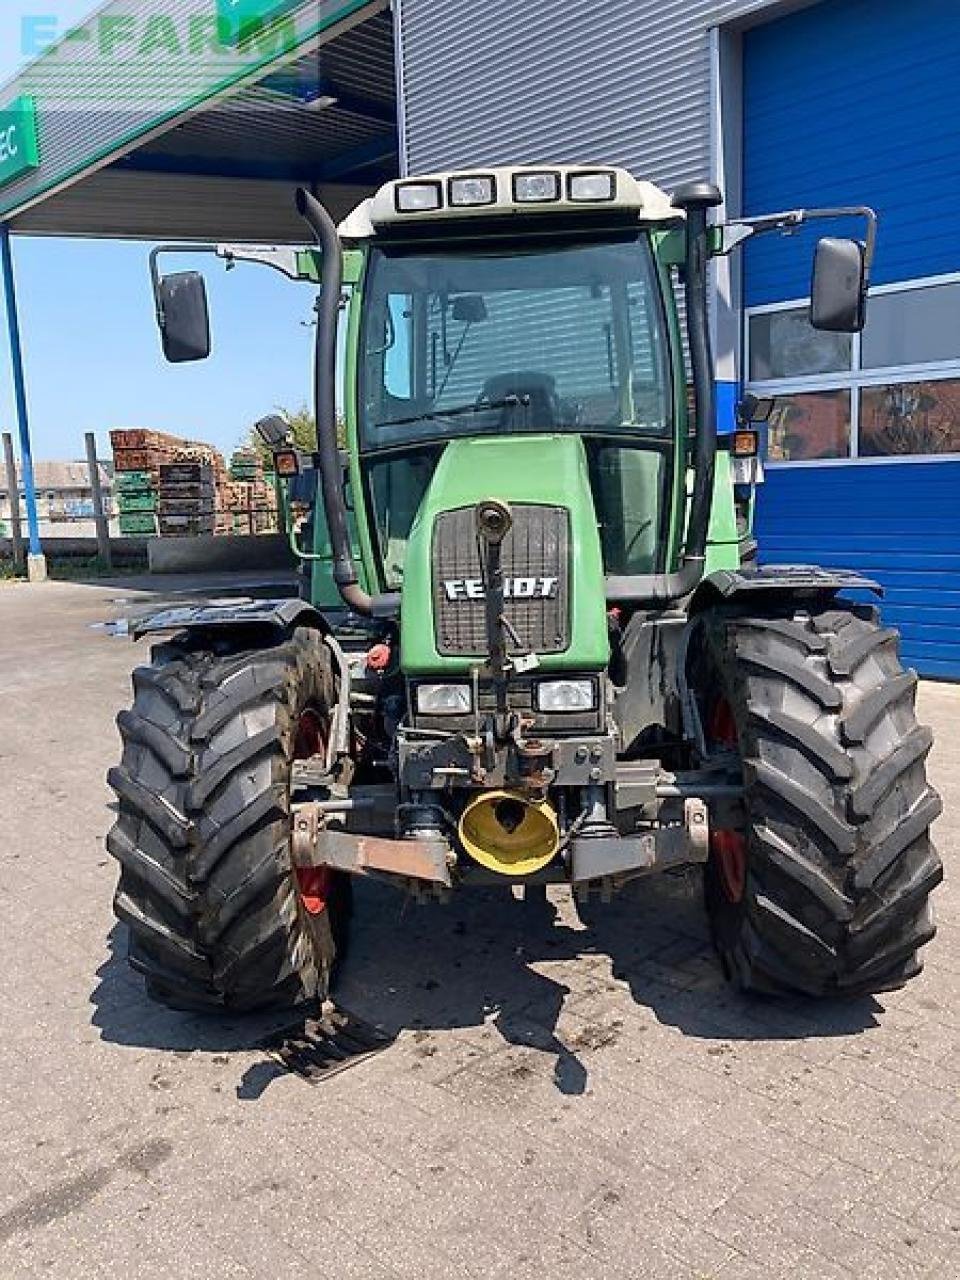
[109,165,942,1011]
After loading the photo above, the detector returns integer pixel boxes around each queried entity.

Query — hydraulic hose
[295,188,383,617]
[605,184,720,606]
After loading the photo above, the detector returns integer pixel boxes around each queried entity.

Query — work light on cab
[512,171,560,202]
[568,171,617,202]
[449,175,496,207]
[395,180,442,213]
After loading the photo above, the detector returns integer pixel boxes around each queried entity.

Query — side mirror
[810,237,867,333]
[157,271,211,362]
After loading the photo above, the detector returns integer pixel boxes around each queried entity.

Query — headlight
[568,171,616,202]
[395,181,443,213]
[535,679,596,712]
[449,175,496,207]
[415,683,473,714]
[513,171,560,203]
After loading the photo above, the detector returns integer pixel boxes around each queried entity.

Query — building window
[860,379,960,457]
[749,309,851,381]
[746,274,960,462]
[766,389,851,462]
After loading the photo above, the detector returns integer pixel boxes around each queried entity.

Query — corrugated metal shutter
[747,0,960,679]
[757,462,960,679]
[397,0,772,190]
[743,0,960,304]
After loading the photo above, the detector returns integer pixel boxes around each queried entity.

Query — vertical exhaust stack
[295,188,399,618]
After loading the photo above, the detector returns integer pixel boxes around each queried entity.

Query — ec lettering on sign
[0,98,39,190]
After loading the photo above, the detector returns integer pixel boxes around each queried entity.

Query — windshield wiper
[374,394,530,430]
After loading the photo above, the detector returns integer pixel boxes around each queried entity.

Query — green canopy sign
[216,0,303,45]
[0,97,39,190]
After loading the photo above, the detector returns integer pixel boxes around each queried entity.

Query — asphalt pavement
[0,577,957,1279]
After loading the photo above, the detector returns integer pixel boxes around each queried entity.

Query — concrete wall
[146,533,296,575]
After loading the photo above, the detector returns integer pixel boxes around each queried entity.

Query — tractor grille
[432,504,570,656]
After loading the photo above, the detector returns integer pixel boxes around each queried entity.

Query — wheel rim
[293,707,335,916]
[707,696,748,905]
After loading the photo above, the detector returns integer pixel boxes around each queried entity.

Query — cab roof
[337,165,680,241]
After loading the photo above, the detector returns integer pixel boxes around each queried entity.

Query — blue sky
[0,3,315,462]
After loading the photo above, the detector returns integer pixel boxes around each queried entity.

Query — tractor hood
[399,435,609,675]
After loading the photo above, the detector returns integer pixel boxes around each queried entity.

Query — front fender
[689,564,881,612]
[132,597,329,640]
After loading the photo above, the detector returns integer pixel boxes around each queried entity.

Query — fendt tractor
[108,165,943,1012]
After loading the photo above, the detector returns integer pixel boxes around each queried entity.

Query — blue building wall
[743,0,960,306]
[745,0,960,678]
[758,462,960,679]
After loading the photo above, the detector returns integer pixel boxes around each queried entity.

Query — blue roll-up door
[744,0,960,678]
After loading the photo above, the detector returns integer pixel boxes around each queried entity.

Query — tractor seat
[480,371,560,428]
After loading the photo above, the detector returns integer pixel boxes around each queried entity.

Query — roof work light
[449,175,496,206]
[512,171,561,203]
[568,171,617,202]
[395,181,443,213]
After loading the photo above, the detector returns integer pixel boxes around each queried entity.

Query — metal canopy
[0,0,399,243]
[0,0,400,573]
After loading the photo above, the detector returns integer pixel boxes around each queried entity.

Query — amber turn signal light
[274,449,301,477]
[732,430,759,458]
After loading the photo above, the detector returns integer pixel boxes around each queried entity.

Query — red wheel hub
[294,708,325,761]
[293,708,332,916]
[295,865,336,916]
[707,696,748,904]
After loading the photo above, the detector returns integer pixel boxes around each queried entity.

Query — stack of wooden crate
[114,470,158,537]
[110,430,184,537]
[111,430,279,539]
[157,460,218,538]
[227,451,279,535]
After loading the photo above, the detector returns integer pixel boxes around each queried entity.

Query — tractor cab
[339,168,690,615]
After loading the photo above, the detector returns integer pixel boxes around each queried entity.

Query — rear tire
[107,628,350,1012]
[696,602,942,998]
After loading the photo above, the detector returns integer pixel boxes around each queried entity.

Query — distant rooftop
[0,460,112,493]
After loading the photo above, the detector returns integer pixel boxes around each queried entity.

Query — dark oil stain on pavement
[0,1138,173,1243]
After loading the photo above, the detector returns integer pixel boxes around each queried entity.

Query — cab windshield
[359,231,672,449]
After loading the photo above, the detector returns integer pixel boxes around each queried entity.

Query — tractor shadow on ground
[90,926,300,1054]
[333,872,882,1094]
[91,873,882,1095]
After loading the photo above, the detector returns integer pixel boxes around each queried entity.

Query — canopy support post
[1,225,45,581]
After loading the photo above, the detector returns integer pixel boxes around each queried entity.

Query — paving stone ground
[1,578,958,1279]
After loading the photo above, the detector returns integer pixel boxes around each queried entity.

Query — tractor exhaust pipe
[296,188,396,618]
[605,181,722,606]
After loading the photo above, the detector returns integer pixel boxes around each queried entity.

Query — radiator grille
[432,504,570,656]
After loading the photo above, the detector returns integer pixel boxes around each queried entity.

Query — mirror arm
[717,205,877,274]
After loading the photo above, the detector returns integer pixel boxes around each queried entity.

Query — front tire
[696,602,942,998]
[107,628,349,1012]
